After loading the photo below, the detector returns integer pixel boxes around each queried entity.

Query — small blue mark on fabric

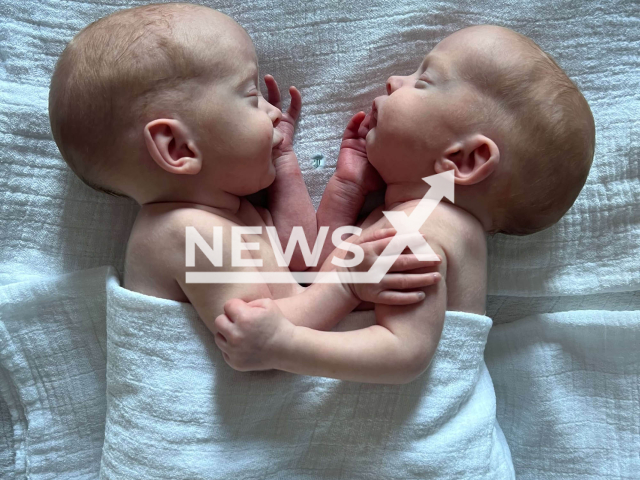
[312,154,324,168]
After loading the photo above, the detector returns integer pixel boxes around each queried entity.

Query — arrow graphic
[318,170,454,284]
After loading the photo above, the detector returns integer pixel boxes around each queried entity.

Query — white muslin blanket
[101,273,514,480]
[2,268,639,479]
[0,268,110,479]
[485,310,640,479]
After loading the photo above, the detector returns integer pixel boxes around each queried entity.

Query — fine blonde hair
[48,3,215,196]
[462,29,596,235]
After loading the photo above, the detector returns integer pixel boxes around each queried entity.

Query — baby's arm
[263,76,317,271]
[289,273,446,384]
[215,243,447,385]
[274,228,441,331]
[176,211,439,351]
[313,111,385,270]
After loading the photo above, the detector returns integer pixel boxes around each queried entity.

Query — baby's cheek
[238,118,272,162]
[257,116,274,155]
[379,97,416,143]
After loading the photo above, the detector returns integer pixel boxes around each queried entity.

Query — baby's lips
[369,97,383,129]
[368,111,377,130]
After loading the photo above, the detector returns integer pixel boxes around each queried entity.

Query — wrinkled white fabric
[101,272,513,480]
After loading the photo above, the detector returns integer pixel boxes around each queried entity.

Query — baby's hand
[337,227,442,305]
[335,111,385,194]
[264,75,301,162]
[212,298,294,372]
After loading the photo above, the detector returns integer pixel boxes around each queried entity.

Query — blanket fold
[0,267,110,480]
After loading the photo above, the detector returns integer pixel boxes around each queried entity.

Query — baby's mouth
[369,100,379,129]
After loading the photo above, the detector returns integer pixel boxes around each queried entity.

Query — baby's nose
[387,75,410,95]
[386,76,403,95]
[269,106,282,127]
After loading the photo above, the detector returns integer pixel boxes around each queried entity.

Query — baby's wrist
[316,274,361,312]
[332,268,362,306]
[271,323,299,372]
[272,151,300,172]
[269,320,298,372]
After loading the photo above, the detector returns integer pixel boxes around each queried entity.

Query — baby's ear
[434,135,500,186]
[143,119,202,175]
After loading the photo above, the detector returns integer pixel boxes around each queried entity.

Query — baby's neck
[136,182,242,215]
[384,182,432,210]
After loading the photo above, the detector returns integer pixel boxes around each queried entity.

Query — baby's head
[366,25,596,235]
[49,3,281,204]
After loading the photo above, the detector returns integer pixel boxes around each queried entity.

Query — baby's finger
[214,314,233,336]
[357,227,397,245]
[264,75,282,110]
[388,253,442,272]
[287,86,302,121]
[223,298,248,320]
[360,231,434,258]
[380,273,441,290]
[357,112,371,138]
[342,111,366,140]
[247,297,275,310]
[214,332,228,349]
[364,235,395,257]
[378,233,439,258]
[375,290,427,305]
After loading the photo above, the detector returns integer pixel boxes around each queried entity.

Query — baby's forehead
[430,27,511,64]
[422,27,528,79]
[171,11,258,77]
[439,25,519,51]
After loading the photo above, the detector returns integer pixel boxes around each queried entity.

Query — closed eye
[247,90,259,105]
[415,75,431,88]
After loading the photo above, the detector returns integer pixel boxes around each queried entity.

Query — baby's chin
[364,129,383,171]
[365,127,376,152]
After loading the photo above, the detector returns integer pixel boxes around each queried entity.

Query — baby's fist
[213,298,293,372]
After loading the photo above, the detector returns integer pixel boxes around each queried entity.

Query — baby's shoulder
[362,200,485,256]
[419,202,487,313]
[130,203,240,248]
[404,199,486,266]
[421,202,486,255]
[377,200,487,314]
[123,202,251,299]
[387,200,485,252]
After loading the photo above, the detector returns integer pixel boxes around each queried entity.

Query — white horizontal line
[186,271,389,284]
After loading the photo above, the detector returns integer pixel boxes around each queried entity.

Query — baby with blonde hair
[214,25,596,380]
